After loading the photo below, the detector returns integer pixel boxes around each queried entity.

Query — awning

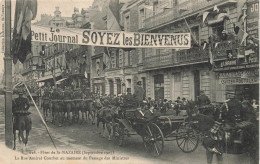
[37,72,62,82]
[208,13,229,25]
[56,78,67,85]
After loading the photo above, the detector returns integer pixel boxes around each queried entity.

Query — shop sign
[220,59,237,67]
[247,0,259,39]
[219,77,259,85]
[216,69,258,79]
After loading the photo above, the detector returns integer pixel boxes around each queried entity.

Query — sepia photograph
[0,0,259,163]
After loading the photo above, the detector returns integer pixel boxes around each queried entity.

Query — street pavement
[0,95,254,164]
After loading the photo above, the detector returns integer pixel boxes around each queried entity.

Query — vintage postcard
[0,0,259,163]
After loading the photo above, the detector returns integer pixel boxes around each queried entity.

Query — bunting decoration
[202,11,210,23]
[12,0,37,64]
[240,32,249,45]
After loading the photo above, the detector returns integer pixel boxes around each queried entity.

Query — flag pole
[4,0,13,149]
[23,83,57,150]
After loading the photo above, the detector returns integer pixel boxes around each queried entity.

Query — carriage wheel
[113,123,125,146]
[176,123,199,153]
[142,123,164,157]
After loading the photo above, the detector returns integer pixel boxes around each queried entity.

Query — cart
[112,108,199,157]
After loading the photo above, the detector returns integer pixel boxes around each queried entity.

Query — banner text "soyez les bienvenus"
[31,25,191,48]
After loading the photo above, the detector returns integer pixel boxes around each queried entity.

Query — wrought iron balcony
[174,46,209,65]
[143,52,174,69]
[143,0,237,30]
[212,39,240,60]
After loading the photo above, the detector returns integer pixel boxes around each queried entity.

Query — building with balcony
[35,7,92,89]
[136,0,258,102]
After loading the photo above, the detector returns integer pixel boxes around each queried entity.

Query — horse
[51,100,63,126]
[62,100,74,124]
[96,106,119,140]
[12,101,32,150]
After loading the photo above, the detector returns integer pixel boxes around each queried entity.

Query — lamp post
[4,0,13,148]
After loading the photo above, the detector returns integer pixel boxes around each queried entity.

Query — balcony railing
[144,53,174,69]
[212,39,240,60]
[144,0,237,30]
[174,47,209,65]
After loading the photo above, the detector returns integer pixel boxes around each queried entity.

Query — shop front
[214,57,259,102]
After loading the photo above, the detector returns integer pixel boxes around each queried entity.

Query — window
[211,22,225,41]
[139,9,145,29]
[153,2,158,15]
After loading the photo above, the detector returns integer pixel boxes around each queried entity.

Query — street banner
[31,25,191,48]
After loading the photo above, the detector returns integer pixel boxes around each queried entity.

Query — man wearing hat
[13,89,30,114]
[133,81,145,107]
[197,90,211,114]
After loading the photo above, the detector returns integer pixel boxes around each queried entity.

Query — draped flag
[12,0,37,64]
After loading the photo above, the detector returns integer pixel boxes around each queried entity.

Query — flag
[57,60,62,71]
[214,42,220,48]
[12,0,37,64]
[203,42,207,50]
[106,0,121,31]
[84,71,88,78]
[241,32,249,45]
[203,12,210,23]
[184,18,198,45]
[237,49,244,59]
[209,48,213,65]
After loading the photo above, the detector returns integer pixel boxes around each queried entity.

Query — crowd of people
[12,84,259,164]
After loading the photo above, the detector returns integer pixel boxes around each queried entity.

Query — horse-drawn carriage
[112,105,199,157]
[111,100,258,160]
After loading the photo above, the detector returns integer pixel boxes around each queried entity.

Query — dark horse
[12,101,32,150]
[51,100,63,126]
[82,100,96,124]
[96,106,119,140]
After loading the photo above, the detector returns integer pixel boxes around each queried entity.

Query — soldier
[13,89,30,113]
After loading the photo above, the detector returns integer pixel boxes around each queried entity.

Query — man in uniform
[13,89,30,113]
[13,90,31,125]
